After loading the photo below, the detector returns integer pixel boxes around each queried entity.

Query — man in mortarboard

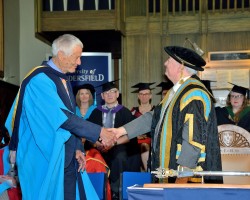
[216,83,250,132]
[111,46,223,184]
[87,80,140,199]
[200,80,217,103]
[201,80,214,95]
[156,81,174,100]
[130,82,155,171]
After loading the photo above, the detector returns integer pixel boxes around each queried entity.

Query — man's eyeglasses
[103,89,118,95]
[230,94,243,99]
[138,93,151,96]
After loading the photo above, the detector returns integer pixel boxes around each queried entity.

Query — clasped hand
[98,127,129,149]
[99,127,117,148]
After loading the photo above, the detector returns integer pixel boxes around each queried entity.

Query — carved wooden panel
[218,124,250,184]
[218,124,250,154]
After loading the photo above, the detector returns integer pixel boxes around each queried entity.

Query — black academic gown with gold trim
[151,75,222,183]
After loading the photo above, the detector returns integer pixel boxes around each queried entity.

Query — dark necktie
[61,78,74,109]
[104,108,113,128]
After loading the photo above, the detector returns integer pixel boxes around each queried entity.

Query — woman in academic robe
[216,83,250,132]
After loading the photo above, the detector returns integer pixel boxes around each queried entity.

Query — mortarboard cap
[157,81,173,90]
[228,82,249,96]
[201,80,216,94]
[73,83,95,97]
[98,79,119,92]
[131,82,155,93]
[156,81,173,95]
[164,46,206,71]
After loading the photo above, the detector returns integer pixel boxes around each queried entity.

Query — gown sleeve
[176,91,212,169]
[123,111,153,139]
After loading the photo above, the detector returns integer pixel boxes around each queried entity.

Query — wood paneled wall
[121,6,250,107]
[6,0,250,108]
[123,32,250,108]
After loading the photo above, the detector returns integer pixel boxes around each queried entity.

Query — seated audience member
[216,83,250,132]
[201,80,215,96]
[130,82,155,171]
[156,81,173,100]
[74,83,97,120]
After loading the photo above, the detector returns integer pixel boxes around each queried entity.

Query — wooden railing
[41,0,115,11]
[208,0,250,12]
[36,0,250,30]
[35,0,121,43]
[40,0,250,14]
[35,0,250,42]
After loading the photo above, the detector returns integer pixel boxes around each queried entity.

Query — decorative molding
[218,124,250,155]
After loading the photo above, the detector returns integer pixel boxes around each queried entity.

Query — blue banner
[67,52,112,105]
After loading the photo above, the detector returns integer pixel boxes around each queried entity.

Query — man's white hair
[51,34,83,57]
[185,65,197,75]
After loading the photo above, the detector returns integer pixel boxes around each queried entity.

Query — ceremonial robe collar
[97,104,123,113]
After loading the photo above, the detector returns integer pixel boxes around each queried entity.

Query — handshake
[9,127,129,165]
[98,127,128,150]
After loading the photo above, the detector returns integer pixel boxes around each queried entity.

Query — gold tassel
[179,63,184,84]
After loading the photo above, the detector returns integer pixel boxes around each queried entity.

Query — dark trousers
[64,158,86,200]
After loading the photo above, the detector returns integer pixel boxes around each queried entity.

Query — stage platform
[127,184,250,200]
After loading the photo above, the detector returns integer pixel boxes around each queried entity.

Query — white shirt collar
[172,76,191,93]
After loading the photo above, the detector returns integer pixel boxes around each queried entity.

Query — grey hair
[185,66,197,75]
[51,34,83,57]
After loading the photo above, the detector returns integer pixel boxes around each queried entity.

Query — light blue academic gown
[5,67,100,199]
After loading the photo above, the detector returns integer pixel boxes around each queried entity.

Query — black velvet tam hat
[131,82,155,93]
[73,83,95,96]
[164,46,206,71]
[156,81,173,95]
[98,80,119,92]
[228,82,249,96]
